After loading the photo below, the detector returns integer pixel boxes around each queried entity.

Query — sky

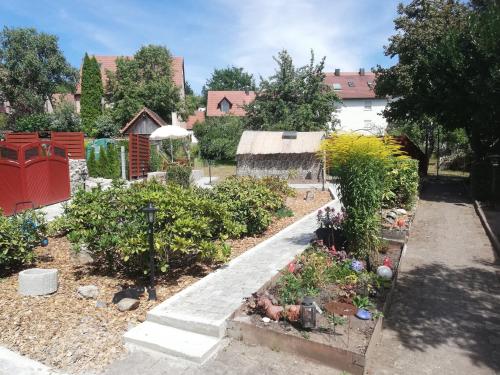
[0,0,404,94]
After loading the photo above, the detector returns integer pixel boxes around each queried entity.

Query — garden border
[227,241,410,375]
[473,200,500,259]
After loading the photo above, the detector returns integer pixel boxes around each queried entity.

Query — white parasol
[149,125,190,162]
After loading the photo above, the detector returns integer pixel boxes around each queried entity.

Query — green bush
[212,176,292,235]
[383,158,419,209]
[165,164,192,187]
[91,112,119,138]
[15,113,52,132]
[0,210,47,273]
[193,116,244,161]
[63,180,242,275]
[61,176,292,275]
[87,143,121,179]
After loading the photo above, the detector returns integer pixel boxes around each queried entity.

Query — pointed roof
[120,107,167,134]
[324,72,377,99]
[206,90,256,117]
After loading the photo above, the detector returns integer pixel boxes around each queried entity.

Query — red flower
[287,262,296,273]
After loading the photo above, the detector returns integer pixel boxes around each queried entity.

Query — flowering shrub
[317,206,345,230]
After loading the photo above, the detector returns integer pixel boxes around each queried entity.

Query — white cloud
[218,0,396,79]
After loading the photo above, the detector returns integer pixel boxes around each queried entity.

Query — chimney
[244,88,249,95]
[359,68,365,76]
[334,68,340,76]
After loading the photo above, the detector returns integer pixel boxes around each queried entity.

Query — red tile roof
[185,111,205,130]
[324,72,377,99]
[206,91,256,117]
[76,55,184,94]
[120,107,167,134]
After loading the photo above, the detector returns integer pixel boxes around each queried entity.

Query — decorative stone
[96,300,107,308]
[262,317,271,323]
[18,268,58,296]
[116,298,140,312]
[147,171,166,182]
[387,211,398,220]
[77,285,99,299]
[377,265,393,280]
[351,260,364,273]
[85,177,113,191]
[72,245,94,265]
[395,208,408,215]
[355,308,372,320]
[112,287,144,304]
[304,190,315,201]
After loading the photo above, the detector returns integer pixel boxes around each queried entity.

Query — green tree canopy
[201,66,256,100]
[245,50,339,132]
[0,27,77,122]
[193,116,244,161]
[375,0,500,159]
[80,53,103,135]
[108,45,180,127]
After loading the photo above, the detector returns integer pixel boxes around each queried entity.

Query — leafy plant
[383,158,419,209]
[165,163,192,187]
[352,295,375,310]
[0,210,47,273]
[275,207,294,218]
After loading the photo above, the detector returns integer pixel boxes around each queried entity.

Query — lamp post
[488,154,500,207]
[142,202,158,300]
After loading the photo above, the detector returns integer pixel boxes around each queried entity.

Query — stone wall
[236,153,322,182]
[69,159,88,195]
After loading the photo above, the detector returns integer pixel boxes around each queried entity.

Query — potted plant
[316,206,346,248]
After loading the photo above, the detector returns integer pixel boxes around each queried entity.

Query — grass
[427,156,470,178]
[193,159,236,181]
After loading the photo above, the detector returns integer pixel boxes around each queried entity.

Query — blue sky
[0,0,404,94]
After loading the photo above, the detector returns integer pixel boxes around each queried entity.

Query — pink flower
[287,262,296,273]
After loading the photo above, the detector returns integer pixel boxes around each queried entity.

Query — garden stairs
[124,197,340,363]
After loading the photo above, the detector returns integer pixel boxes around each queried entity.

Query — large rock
[18,268,58,296]
[69,159,89,195]
[71,245,94,266]
[116,298,140,312]
[77,285,99,299]
[85,177,113,191]
[147,171,166,182]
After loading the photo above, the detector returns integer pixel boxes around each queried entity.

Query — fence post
[121,146,126,180]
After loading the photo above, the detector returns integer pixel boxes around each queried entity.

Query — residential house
[324,69,389,134]
[206,90,256,117]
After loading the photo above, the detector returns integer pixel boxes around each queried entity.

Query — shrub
[321,134,405,260]
[15,113,52,132]
[212,176,292,235]
[63,180,242,275]
[91,112,119,138]
[0,210,47,273]
[165,163,192,187]
[51,101,81,132]
[87,143,121,179]
[383,158,419,209]
[193,116,244,161]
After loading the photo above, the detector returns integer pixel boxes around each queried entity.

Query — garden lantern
[142,202,158,300]
[300,296,316,329]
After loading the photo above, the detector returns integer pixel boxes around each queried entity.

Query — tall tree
[193,116,244,161]
[107,45,180,126]
[202,66,255,100]
[0,27,77,122]
[245,50,339,132]
[375,0,500,159]
[80,53,103,135]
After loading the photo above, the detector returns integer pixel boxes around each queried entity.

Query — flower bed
[0,188,331,373]
[229,240,404,375]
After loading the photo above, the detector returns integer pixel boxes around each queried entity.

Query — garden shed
[120,107,166,136]
[236,130,325,181]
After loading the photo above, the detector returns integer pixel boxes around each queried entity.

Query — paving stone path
[367,177,500,375]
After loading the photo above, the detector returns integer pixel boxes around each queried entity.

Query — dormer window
[219,98,231,113]
[332,83,342,91]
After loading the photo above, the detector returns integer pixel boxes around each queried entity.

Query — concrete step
[124,321,221,364]
[147,309,227,338]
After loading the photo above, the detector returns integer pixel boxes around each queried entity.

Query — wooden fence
[5,132,39,146]
[51,132,85,159]
[129,134,150,179]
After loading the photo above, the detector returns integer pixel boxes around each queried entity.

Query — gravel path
[367,177,500,375]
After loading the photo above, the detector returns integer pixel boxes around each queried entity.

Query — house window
[364,100,372,110]
[332,83,342,91]
[220,98,231,113]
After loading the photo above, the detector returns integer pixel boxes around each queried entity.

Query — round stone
[18,268,58,296]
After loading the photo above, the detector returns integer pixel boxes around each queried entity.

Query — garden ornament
[377,265,393,280]
[40,237,49,247]
[300,296,316,329]
[351,260,364,273]
[355,308,372,320]
[383,257,393,269]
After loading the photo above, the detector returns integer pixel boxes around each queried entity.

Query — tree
[50,100,81,132]
[0,27,77,122]
[201,66,256,101]
[193,116,244,161]
[375,0,500,159]
[80,53,103,135]
[245,50,339,132]
[108,45,180,127]
[92,111,120,138]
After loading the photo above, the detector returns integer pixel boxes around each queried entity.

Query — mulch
[0,188,331,373]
